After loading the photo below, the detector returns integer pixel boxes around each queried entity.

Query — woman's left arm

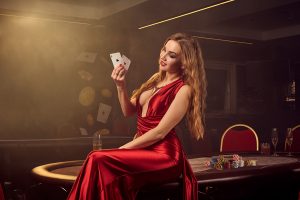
[119,85,192,149]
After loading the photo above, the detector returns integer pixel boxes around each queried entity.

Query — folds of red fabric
[67,79,198,200]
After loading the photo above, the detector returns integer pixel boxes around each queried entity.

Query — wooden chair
[220,124,259,153]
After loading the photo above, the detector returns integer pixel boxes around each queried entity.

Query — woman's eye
[169,53,176,58]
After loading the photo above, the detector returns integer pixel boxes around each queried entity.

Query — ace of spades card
[97,102,112,123]
[110,52,131,70]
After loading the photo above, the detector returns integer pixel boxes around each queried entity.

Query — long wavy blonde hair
[131,33,207,140]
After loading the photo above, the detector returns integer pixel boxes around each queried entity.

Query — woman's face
[159,40,182,73]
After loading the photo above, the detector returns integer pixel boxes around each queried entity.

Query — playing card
[97,102,112,123]
[77,52,97,63]
[78,70,93,81]
[79,127,88,136]
[110,52,123,68]
[122,54,131,70]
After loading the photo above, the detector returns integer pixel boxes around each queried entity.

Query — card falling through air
[77,52,98,63]
[79,128,88,136]
[97,103,112,123]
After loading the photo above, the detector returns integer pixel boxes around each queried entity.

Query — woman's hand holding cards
[111,64,127,89]
[110,52,131,89]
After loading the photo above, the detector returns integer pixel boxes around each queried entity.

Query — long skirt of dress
[67,148,182,200]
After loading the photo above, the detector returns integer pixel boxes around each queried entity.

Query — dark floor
[1,179,299,200]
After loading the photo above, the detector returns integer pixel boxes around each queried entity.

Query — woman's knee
[87,151,108,164]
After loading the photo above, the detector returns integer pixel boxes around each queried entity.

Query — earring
[181,69,186,78]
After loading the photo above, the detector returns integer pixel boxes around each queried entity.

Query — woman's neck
[151,72,180,94]
[162,72,180,84]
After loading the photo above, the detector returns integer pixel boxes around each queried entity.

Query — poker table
[32,154,300,199]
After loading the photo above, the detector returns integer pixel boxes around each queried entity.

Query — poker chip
[204,160,211,167]
[79,86,96,106]
[224,161,231,169]
[239,159,245,167]
[215,162,223,170]
[101,88,112,98]
[246,160,257,166]
[209,154,249,170]
[233,154,239,161]
[232,161,239,168]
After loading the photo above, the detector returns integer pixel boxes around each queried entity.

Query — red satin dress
[67,78,197,200]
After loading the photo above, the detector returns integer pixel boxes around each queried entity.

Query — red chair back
[220,124,259,153]
[0,183,5,200]
[291,125,300,152]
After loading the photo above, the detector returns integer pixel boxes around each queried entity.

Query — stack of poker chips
[232,154,240,168]
[208,154,247,170]
[245,159,257,166]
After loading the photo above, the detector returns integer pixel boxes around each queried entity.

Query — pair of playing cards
[110,52,131,70]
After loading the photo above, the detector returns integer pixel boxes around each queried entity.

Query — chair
[291,125,300,152]
[0,183,5,200]
[220,124,259,153]
[287,126,300,200]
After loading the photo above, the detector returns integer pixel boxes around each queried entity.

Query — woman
[67,32,207,200]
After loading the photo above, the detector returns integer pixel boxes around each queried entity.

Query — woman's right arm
[111,65,136,117]
[116,87,136,117]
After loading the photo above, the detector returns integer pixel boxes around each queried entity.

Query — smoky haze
[0,17,116,139]
[0,11,182,140]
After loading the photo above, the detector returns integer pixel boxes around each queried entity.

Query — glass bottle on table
[285,128,293,156]
[271,128,279,156]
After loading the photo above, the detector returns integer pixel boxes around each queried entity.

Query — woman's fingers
[112,65,124,76]
[117,68,126,77]
[115,66,126,77]
[111,65,127,87]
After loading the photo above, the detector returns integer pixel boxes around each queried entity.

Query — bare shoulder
[176,84,192,99]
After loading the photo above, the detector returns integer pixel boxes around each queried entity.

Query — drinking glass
[271,128,279,156]
[285,128,293,156]
[93,131,103,150]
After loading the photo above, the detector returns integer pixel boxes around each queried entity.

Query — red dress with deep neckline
[67,78,197,200]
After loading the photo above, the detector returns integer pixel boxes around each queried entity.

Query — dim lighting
[192,35,253,45]
[138,0,235,30]
[0,13,93,26]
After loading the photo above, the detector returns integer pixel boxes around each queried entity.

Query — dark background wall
[0,17,299,146]
[0,15,299,193]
